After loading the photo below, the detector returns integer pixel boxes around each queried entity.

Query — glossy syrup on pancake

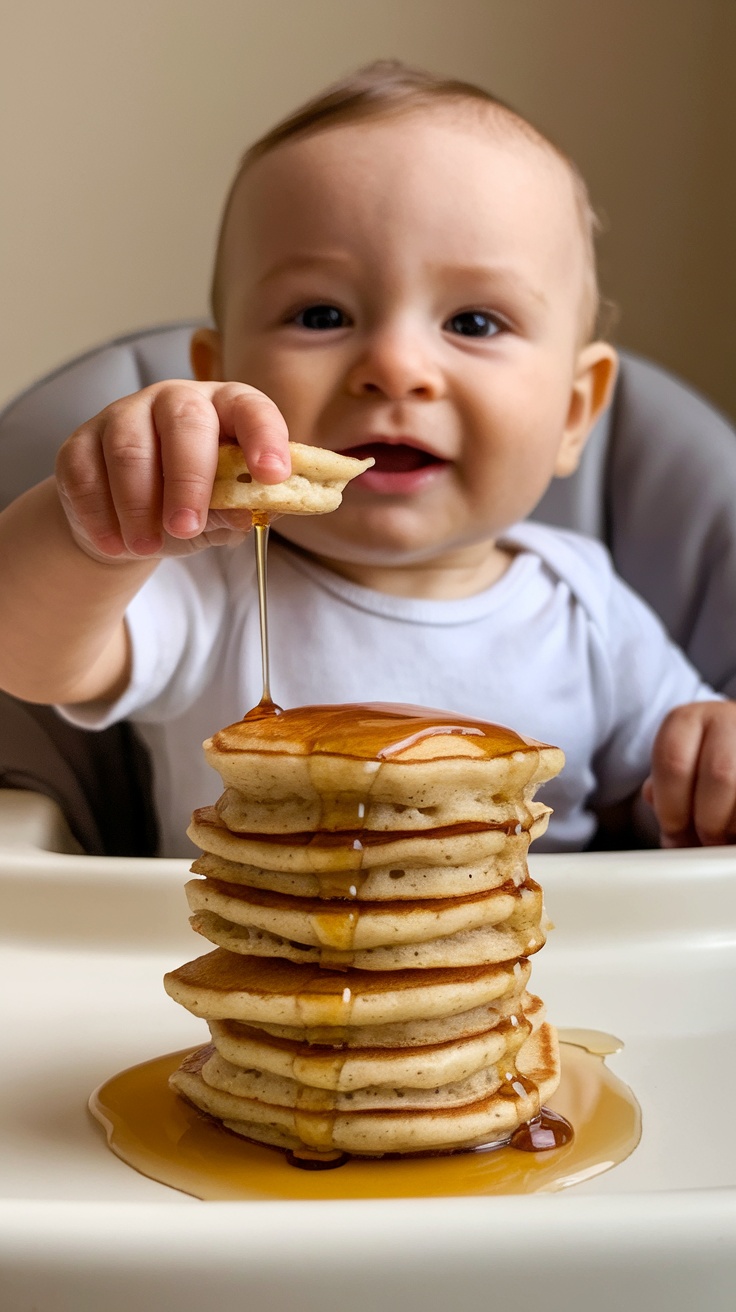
[220,700,534,761]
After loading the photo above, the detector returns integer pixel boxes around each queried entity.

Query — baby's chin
[271,507,446,569]
[271,512,505,585]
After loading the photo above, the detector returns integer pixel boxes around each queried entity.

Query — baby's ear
[554,343,619,478]
[190,327,224,381]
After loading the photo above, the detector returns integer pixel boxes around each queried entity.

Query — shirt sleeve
[507,520,722,810]
[57,553,230,731]
[588,561,720,808]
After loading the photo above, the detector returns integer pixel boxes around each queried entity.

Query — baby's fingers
[691,703,736,845]
[650,702,736,847]
[212,384,291,484]
[99,396,174,553]
[56,419,127,558]
[153,388,220,539]
[649,705,703,847]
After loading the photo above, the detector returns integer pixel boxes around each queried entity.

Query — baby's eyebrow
[256,252,356,286]
[431,261,549,309]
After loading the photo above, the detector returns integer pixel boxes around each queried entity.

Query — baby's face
[207,109,610,572]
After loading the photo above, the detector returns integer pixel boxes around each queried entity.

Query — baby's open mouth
[342,442,447,473]
[337,441,449,497]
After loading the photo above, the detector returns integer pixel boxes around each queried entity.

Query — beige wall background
[2,0,734,418]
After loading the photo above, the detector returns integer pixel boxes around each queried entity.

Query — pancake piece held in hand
[165,701,566,1160]
[209,442,374,515]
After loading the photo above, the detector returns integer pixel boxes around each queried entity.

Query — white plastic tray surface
[1,791,735,1311]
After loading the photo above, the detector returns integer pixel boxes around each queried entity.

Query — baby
[0,61,734,856]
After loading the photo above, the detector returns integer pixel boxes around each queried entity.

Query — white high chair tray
[1,791,735,1312]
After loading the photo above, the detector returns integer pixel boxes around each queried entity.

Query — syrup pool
[88,1032,641,1200]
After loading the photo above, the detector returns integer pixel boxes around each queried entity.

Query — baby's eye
[293,304,348,330]
[445,311,501,338]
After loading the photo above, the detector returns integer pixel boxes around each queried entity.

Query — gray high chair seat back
[1,323,735,854]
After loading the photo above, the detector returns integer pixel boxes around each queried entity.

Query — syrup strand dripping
[251,514,279,715]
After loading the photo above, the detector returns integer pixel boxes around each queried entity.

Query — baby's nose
[346,327,444,401]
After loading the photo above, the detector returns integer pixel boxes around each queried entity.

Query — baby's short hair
[211,60,604,340]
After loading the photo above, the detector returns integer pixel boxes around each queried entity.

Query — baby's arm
[644,701,736,846]
[0,380,290,707]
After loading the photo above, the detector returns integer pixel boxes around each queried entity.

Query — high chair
[0,322,734,854]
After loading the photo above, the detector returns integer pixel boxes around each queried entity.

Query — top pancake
[209,442,374,515]
[204,703,564,825]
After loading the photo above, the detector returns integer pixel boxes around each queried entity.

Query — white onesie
[62,521,714,858]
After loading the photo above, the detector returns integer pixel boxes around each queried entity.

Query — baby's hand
[55,381,291,562]
[643,701,736,846]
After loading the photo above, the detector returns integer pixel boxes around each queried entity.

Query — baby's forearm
[0,479,156,706]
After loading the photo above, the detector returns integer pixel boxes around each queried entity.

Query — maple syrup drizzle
[89,1034,640,1198]
[250,512,282,719]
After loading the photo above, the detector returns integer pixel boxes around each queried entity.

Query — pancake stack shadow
[164,703,564,1160]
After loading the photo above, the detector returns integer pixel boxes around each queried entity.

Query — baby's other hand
[55,380,290,563]
[643,701,736,846]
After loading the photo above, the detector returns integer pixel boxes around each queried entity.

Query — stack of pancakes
[164,703,564,1159]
